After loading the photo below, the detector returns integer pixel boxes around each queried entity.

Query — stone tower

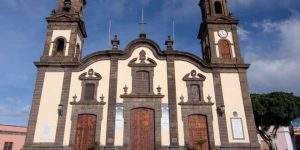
[199,0,244,65]
[39,0,87,63]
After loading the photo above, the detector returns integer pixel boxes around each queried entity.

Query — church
[23,0,260,150]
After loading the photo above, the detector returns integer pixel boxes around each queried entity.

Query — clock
[218,30,228,38]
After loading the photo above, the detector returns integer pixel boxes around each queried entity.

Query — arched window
[218,40,231,59]
[53,38,65,56]
[214,1,223,14]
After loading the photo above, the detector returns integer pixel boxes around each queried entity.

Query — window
[190,84,201,101]
[218,40,231,59]
[3,142,13,150]
[214,1,223,14]
[84,83,96,100]
[136,71,150,94]
[53,38,65,56]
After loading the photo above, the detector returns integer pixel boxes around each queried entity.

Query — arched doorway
[75,114,97,150]
[187,115,209,150]
[130,108,155,150]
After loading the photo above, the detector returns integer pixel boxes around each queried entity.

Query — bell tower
[198,0,244,65]
[39,0,87,63]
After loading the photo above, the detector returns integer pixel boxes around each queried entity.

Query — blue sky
[0,0,299,126]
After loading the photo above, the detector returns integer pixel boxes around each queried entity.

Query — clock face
[218,30,228,38]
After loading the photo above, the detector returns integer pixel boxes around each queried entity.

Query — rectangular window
[3,142,13,150]
[135,71,150,94]
[84,83,95,100]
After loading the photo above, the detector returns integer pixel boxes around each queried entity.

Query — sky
[0,0,299,126]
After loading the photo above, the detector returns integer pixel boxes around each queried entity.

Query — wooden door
[187,115,209,150]
[75,114,97,150]
[130,108,155,150]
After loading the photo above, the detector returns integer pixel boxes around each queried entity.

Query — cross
[139,8,147,33]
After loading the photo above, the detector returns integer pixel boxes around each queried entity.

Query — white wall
[115,47,170,146]
[63,60,111,146]
[34,72,65,143]
[174,61,221,146]
[220,73,249,143]
[49,30,71,56]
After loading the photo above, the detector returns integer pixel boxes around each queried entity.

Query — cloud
[238,27,250,40]
[0,104,30,118]
[245,12,300,94]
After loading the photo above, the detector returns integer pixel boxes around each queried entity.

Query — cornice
[35,36,249,71]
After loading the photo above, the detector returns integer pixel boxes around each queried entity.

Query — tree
[251,92,300,150]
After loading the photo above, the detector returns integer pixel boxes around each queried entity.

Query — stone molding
[105,57,119,146]
[24,68,46,145]
[55,70,72,145]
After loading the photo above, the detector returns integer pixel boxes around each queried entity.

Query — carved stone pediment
[128,50,157,67]
[79,69,102,81]
[183,70,206,81]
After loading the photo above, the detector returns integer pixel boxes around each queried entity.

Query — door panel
[75,114,97,150]
[188,115,209,150]
[130,108,155,150]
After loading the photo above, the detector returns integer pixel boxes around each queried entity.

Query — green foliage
[251,92,300,149]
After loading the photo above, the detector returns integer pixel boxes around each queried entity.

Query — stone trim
[238,70,260,147]
[24,68,46,145]
[183,70,206,102]
[212,70,229,145]
[55,70,72,145]
[105,57,118,146]
[166,55,179,146]
[78,69,102,102]
[128,51,157,95]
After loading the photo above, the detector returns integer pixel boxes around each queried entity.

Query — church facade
[23,0,259,150]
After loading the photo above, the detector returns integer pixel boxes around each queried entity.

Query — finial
[157,86,162,95]
[88,69,94,76]
[100,94,105,102]
[165,36,174,50]
[111,34,120,50]
[139,33,147,38]
[139,50,146,63]
[123,85,128,94]
[207,95,212,102]
[72,94,77,102]
[63,0,72,11]
[180,95,184,102]
[51,9,56,15]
